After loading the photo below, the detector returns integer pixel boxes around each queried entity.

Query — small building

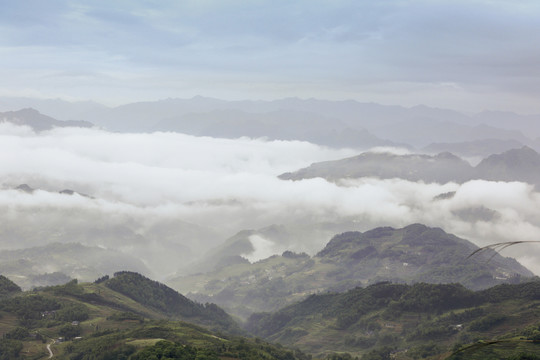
[41,310,57,318]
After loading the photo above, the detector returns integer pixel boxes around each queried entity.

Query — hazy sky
[1,0,540,113]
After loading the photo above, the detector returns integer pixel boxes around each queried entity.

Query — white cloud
[242,235,280,263]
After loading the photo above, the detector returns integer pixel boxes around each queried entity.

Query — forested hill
[104,271,240,333]
[245,281,540,359]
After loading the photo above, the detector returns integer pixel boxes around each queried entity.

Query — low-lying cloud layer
[2,124,540,276]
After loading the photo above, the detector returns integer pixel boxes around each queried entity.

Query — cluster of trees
[0,294,60,323]
[0,339,23,360]
[59,323,82,340]
[132,341,218,360]
[64,330,135,359]
[468,314,507,332]
[107,311,144,323]
[56,302,90,322]
[44,279,84,296]
[3,326,29,340]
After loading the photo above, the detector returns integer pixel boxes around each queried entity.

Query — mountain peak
[475,146,540,182]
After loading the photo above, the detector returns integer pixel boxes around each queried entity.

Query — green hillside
[170,224,533,319]
[245,281,540,359]
[104,271,240,334]
[0,275,310,360]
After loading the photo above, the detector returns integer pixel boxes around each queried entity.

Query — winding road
[46,340,54,358]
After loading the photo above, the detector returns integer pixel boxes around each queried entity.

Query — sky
[1,0,540,113]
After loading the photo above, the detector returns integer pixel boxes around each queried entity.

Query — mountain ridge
[279,146,540,188]
[3,96,539,148]
[169,224,534,319]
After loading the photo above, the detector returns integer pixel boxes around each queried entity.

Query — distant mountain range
[168,224,533,319]
[2,96,540,149]
[279,146,540,188]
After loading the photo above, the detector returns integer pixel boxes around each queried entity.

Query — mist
[1,123,540,277]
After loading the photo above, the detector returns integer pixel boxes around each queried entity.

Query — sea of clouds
[1,123,539,276]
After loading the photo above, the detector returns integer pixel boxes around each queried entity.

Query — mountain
[475,146,540,183]
[279,146,540,188]
[0,108,93,131]
[0,274,310,360]
[245,281,540,358]
[0,243,151,289]
[279,151,473,183]
[168,224,533,319]
[153,109,401,149]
